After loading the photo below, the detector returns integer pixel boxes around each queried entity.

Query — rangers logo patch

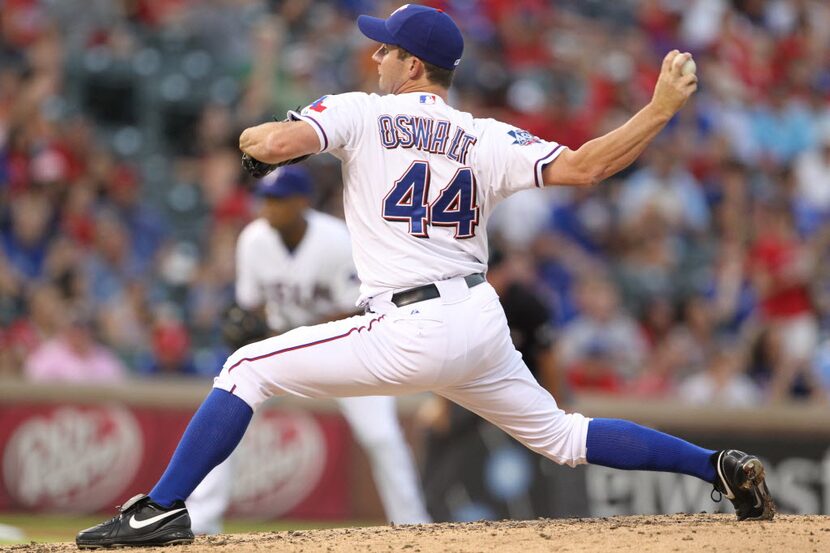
[508,129,542,146]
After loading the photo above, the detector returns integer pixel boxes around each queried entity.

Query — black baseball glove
[221,304,270,350]
[241,110,311,178]
[241,153,280,179]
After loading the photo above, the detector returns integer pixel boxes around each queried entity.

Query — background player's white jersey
[236,210,359,331]
[294,92,563,301]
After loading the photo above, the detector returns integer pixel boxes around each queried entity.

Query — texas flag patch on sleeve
[306,96,329,113]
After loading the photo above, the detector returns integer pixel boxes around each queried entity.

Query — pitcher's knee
[531,411,591,468]
[213,344,275,410]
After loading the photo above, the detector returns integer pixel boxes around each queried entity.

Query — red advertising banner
[0,403,350,519]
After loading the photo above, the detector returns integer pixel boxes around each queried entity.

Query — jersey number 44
[382,161,479,239]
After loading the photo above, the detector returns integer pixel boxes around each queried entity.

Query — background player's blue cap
[357,4,463,71]
[257,166,312,199]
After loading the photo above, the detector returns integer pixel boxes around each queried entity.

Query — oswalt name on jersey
[295,92,544,171]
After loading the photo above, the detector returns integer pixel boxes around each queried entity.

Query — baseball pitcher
[78,5,774,548]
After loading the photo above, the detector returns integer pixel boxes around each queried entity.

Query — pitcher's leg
[443,349,714,478]
[442,353,590,467]
[444,362,773,520]
[213,313,401,407]
[454,288,720,478]
[153,314,396,508]
[150,389,252,507]
[337,396,431,524]
[586,418,715,480]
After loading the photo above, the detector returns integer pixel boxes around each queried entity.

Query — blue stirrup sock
[150,389,253,507]
[586,418,716,482]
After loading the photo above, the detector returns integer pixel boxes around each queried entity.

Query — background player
[186,166,430,533]
[77,5,773,548]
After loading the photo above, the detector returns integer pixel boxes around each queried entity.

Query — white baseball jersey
[236,211,360,331]
[292,92,564,302]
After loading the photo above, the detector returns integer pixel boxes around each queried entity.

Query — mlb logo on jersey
[507,128,542,146]
[419,94,437,105]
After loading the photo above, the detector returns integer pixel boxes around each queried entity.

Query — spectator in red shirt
[748,197,818,368]
[565,338,624,394]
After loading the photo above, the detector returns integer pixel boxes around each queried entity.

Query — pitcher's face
[372,44,410,94]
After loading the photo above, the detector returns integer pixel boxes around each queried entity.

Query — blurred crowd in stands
[2,0,830,406]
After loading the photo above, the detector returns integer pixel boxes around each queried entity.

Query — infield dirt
[2,514,828,553]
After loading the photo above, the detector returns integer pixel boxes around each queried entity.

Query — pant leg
[213,309,448,410]
[440,355,590,467]
[337,396,431,524]
[438,283,591,468]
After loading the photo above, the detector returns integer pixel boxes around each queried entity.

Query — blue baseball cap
[357,4,463,71]
[257,166,312,199]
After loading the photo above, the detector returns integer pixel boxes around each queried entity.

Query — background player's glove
[240,110,311,178]
[221,304,270,350]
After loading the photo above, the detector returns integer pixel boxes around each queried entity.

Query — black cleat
[712,450,775,521]
[76,493,194,548]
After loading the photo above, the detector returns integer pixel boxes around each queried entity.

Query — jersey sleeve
[235,227,264,309]
[288,92,371,159]
[476,119,566,200]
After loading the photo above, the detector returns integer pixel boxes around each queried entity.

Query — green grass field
[0,514,366,545]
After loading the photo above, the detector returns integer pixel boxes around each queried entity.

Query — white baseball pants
[214,276,589,468]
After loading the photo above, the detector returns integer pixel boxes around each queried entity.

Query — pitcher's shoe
[76,493,194,548]
[712,450,775,521]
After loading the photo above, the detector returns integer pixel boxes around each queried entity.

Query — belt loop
[435,276,470,305]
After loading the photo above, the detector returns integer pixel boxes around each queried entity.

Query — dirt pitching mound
[3,514,829,553]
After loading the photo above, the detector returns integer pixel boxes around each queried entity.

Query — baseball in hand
[673,55,696,76]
